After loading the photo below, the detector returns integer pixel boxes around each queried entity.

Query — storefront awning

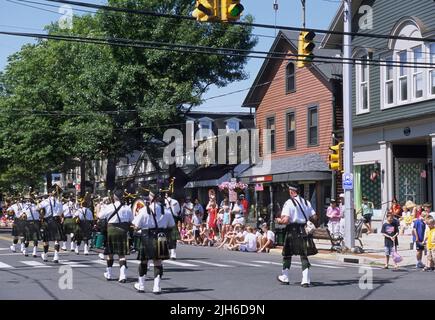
[238,153,331,183]
[184,164,250,188]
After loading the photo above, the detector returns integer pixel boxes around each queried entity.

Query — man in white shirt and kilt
[38,190,66,263]
[21,196,40,258]
[7,198,26,254]
[61,196,77,252]
[164,192,181,260]
[72,198,94,255]
[98,189,133,283]
[133,191,175,294]
[276,185,318,288]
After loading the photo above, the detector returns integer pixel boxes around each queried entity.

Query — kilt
[74,220,93,242]
[23,220,41,242]
[40,217,66,242]
[12,218,26,237]
[168,226,180,249]
[282,224,318,258]
[63,217,77,235]
[137,229,169,261]
[105,223,130,256]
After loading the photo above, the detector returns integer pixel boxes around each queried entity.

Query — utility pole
[343,0,355,249]
[301,0,306,28]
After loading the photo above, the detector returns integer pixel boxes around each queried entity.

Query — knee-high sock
[139,261,148,277]
[24,241,29,248]
[283,257,292,270]
[300,256,311,270]
[33,241,38,247]
[54,244,60,252]
[43,245,49,253]
[107,259,114,268]
[119,259,127,268]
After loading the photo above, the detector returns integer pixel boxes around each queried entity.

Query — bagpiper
[21,194,40,258]
[72,197,94,255]
[276,184,318,288]
[7,197,26,254]
[164,191,181,260]
[133,191,175,293]
[37,187,66,263]
[97,189,133,283]
[61,195,77,252]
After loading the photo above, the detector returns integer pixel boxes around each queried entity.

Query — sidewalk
[270,232,418,267]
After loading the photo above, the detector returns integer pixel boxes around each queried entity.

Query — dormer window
[225,118,241,132]
[198,117,213,139]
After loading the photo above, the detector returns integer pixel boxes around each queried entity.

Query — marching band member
[276,185,318,288]
[61,196,77,252]
[133,192,175,293]
[8,198,26,254]
[98,190,133,283]
[37,189,66,263]
[22,195,40,258]
[73,199,94,255]
[164,192,181,260]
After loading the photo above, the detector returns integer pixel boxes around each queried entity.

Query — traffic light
[297,30,316,68]
[328,142,344,172]
[192,0,217,22]
[221,0,244,22]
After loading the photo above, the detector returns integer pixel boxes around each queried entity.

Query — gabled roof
[242,30,341,109]
[320,0,364,49]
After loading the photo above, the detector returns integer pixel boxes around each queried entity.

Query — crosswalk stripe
[293,261,343,269]
[59,260,90,268]
[224,260,262,267]
[252,260,282,266]
[20,261,51,268]
[185,260,232,267]
[163,260,198,267]
[0,261,14,268]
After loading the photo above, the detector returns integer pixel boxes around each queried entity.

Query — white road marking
[59,260,90,268]
[0,261,14,269]
[186,260,232,267]
[163,260,198,267]
[20,261,51,268]
[224,260,262,267]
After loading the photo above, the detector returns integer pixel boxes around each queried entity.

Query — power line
[44,0,435,43]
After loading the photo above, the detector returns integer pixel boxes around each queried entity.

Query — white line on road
[19,261,51,268]
[185,260,233,267]
[163,260,198,267]
[253,259,342,269]
[252,260,282,266]
[0,261,14,268]
[59,260,90,268]
[224,260,262,267]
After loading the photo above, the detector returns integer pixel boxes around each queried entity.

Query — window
[307,107,318,146]
[398,50,408,101]
[266,117,276,153]
[385,55,395,105]
[198,118,213,139]
[286,63,295,93]
[430,44,435,96]
[356,54,370,113]
[286,112,295,149]
[225,118,240,132]
[412,45,424,99]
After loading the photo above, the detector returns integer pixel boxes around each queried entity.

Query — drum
[93,232,105,249]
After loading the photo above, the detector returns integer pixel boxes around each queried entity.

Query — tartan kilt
[105,223,130,256]
[12,218,26,237]
[63,217,77,235]
[168,226,180,250]
[23,220,41,242]
[137,229,169,261]
[282,224,318,258]
[74,220,93,242]
[40,217,66,242]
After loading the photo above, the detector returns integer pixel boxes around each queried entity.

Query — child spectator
[326,199,341,238]
[359,196,374,234]
[220,198,231,239]
[192,211,202,245]
[390,197,402,219]
[232,199,245,226]
[382,213,399,269]
[206,199,218,233]
[400,201,416,234]
[201,225,216,247]
[423,217,435,271]
[257,223,275,253]
[413,211,427,268]
[230,226,257,252]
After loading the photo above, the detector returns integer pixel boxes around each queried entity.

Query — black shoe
[53,260,59,264]
[301,283,310,288]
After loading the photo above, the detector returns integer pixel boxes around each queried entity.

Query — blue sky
[0,0,340,111]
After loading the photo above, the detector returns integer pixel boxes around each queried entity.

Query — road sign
[342,173,353,190]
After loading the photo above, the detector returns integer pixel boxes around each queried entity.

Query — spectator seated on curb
[229,227,258,252]
[217,225,236,249]
[180,224,196,245]
[257,223,275,253]
[201,225,216,247]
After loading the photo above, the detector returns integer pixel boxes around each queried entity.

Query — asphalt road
[0,231,433,300]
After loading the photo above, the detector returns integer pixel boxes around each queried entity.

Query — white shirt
[7,203,24,218]
[232,203,243,218]
[22,203,39,221]
[38,197,63,217]
[266,230,275,244]
[243,233,257,252]
[184,202,194,215]
[194,203,204,215]
[98,201,133,224]
[74,207,93,221]
[281,196,316,224]
[62,202,75,218]
[165,197,181,217]
[133,202,175,230]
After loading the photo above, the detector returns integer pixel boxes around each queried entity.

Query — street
[0,231,433,300]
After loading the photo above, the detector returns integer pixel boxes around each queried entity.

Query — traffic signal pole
[343,0,355,250]
[301,0,306,28]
